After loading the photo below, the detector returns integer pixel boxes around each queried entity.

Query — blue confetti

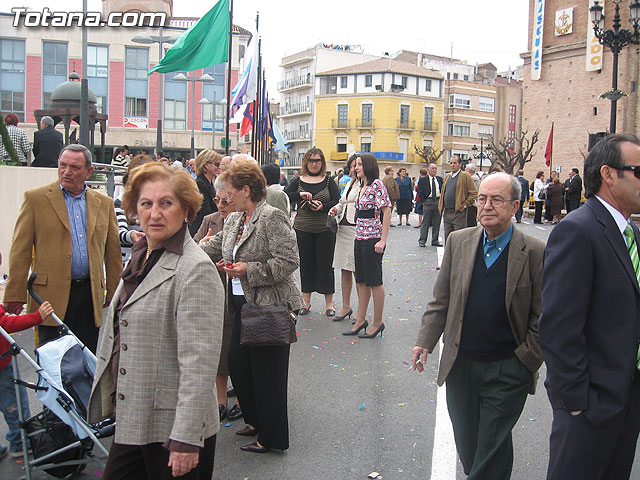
[359,402,366,410]
[224,422,232,427]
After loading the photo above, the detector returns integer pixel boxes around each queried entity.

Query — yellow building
[314,59,445,174]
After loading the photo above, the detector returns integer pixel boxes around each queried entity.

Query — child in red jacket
[0,299,53,459]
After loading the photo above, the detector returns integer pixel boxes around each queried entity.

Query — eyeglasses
[214,197,230,206]
[616,165,640,179]
[476,195,515,208]
[307,158,322,164]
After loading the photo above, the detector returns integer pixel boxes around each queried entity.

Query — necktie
[624,224,640,369]
[431,177,436,199]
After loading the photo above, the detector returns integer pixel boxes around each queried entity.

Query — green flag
[148,0,230,75]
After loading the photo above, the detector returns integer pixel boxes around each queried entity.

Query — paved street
[1,210,639,479]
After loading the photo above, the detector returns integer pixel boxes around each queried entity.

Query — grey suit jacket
[201,200,303,313]
[416,225,544,392]
[88,230,224,446]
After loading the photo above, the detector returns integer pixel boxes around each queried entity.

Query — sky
[8,0,530,96]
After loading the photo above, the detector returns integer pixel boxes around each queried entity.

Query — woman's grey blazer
[88,230,224,447]
[201,200,303,313]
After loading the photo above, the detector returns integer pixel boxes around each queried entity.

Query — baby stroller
[0,273,115,479]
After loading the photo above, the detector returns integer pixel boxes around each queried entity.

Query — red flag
[239,103,254,137]
[545,124,554,167]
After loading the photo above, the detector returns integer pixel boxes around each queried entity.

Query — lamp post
[200,96,228,151]
[471,138,492,172]
[173,73,215,159]
[589,0,640,133]
[131,29,179,154]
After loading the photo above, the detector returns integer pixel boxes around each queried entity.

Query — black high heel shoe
[358,323,385,339]
[333,308,353,322]
[342,321,368,336]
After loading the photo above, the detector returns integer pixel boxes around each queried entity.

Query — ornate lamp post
[173,73,215,159]
[471,138,492,172]
[589,0,640,133]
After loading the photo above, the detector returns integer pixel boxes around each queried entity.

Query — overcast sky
[10,0,530,96]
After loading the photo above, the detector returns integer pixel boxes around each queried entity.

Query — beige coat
[415,226,544,393]
[88,230,223,446]
[438,170,478,214]
[201,200,303,313]
[382,174,400,202]
[4,181,122,327]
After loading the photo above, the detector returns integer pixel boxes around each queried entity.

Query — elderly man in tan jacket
[438,156,478,243]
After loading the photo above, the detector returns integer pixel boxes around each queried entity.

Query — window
[362,104,372,125]
[479,97,495,113]
[478,124,494,139]
[125,47,148,118]
[424,107,433,129]
[401,76,408,88]
[361,139,371,152]
[449,93,471,109]
[337,136,347,152]
[463,75,469,81]
[0,39,25,121]
[338,104,348,127]
[453,73,459,80]
[164,99,186,129]
[509,104,516,123]
[400,105,410,125]
[425,79,432,91]
[42,41,67,109]
[448,122,470,137]
[87,45,108,113]
[340,76,347,88]
[365,75,372,87]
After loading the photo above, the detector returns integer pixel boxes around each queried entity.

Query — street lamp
[590,0,640,133]
[200,96,228,151]
[131,29,179,154]
[471,138,492,172]
[173,73,215,159]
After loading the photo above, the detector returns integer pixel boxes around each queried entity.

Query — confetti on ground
[368,472,381,479]
[312,346,320,349]
[329,364,339,367]
[311,354,316,358]
[398,403,405,407]
[403,361,410,365]
[359,402,366,410]
[95,470,103,477]
[528,418,536,421]
[225,422,232,427]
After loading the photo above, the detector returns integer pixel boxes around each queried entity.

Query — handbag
[326,214,338,233]
[240,263,298,347]
[538,189,546,200]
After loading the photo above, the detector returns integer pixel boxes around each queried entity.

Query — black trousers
[566,198,580,213]
[544,202,554,221]
[103,435,216,480]
[228,295,290,450]
[515,204,524,222]
[295,228,336,294]
[534,201,544,224]
[419,199,441,245]
[37,281,98,353]
[546,375,640,480]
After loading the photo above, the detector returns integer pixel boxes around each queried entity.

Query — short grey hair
[41,116,54,128]
[480,172,521,201]
[466,162,477,173]
[231,153,257,163]
[214,176,226,191]
[59,144,92,168]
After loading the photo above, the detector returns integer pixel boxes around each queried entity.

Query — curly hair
[217,158,266,203]
[122,162,203,223]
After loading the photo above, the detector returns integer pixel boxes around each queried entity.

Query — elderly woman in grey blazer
[88,163,224,480]
[202,158,303,454]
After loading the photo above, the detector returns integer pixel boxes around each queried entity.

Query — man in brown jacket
[438,156,478,243]
[3,144,122,353]
[382,166,400,225]
[412,173,544,480]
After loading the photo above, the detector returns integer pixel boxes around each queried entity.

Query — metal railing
[279,101,312,116]
[422,121,440,132]
[355,119,375,128]
[87,162,128,198]
[331,119,350,129]
[398,120,416,130]
[278,74,313,91]
[283,129,313,141]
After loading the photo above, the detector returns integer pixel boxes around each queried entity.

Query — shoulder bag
[240,263,298,346]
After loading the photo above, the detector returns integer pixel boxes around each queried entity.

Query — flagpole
[262,77,268,164]
[225,0,233,155]
[252,45,262,159]
[549,122,554,176]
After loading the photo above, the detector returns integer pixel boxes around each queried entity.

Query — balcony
[283,129,313,142]
[330,151,349,161]
[331,119,350,129]
[422,121,440,132]
[279,101,312,117]
[398,120,415,130]
[278,74,313,92]
[355,119,375,129]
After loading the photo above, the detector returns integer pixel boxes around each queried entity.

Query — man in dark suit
[32,116,63,168]
[515,170,529,223]
[540,133,640,480]
[412,172,544,479]
[417,163,443,247]
[563,167,582,213]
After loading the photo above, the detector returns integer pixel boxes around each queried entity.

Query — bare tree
[488,129,540,174]
[414,144,444,165]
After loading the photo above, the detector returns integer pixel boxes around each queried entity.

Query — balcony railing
[398,120,415,130]
[331,119,350,129]
[355,118,375,128]
[278,74,313,91]
[283,129,313,142]
[422,121,440,132]
[279,101,312,116]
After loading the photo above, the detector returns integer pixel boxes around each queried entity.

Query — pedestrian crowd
[1,132,640,480]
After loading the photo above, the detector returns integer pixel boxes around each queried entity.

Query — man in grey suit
[412,172,544,480]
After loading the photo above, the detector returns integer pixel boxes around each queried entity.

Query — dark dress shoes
[227,404,243,420]
[431,242,443,247]
[236,426,258,436]
[218,404,227,421]
[240,441,270,453]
